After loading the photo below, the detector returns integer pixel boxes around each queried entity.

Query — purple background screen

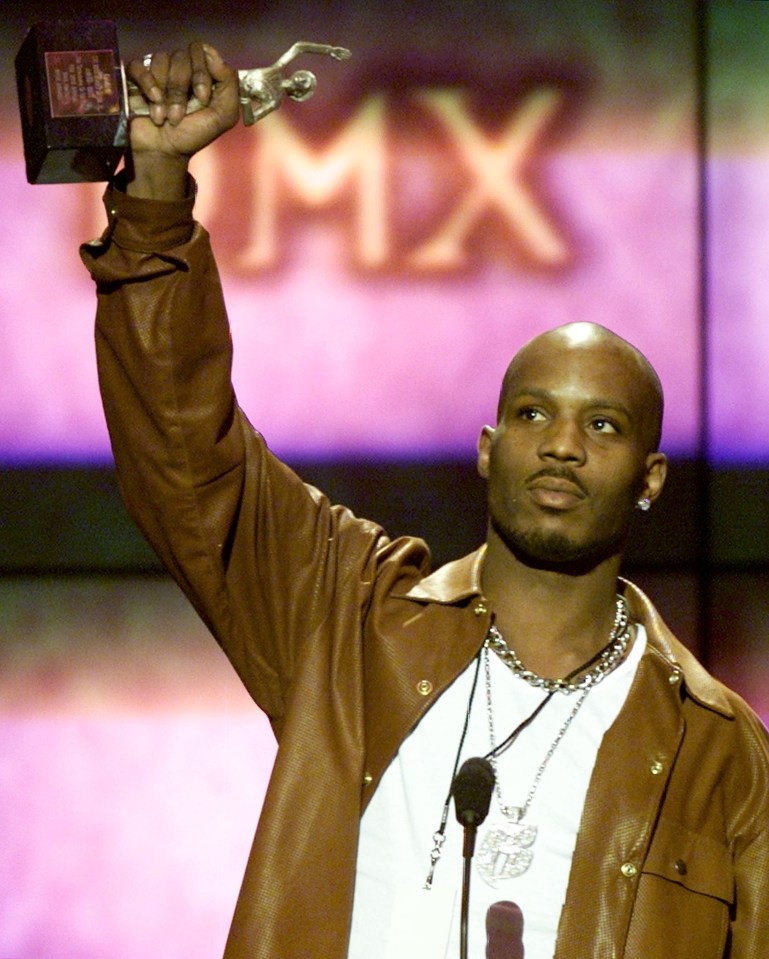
[1,3,768,957]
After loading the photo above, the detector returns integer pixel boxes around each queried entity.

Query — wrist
[124,151,192,201]
[102,171,197,252]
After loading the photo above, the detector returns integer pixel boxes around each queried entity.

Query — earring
[636,496,651,513]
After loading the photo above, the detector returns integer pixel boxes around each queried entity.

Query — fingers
[190,41,212,105]
[164,48,194,125]
[125,54,165,123]
[126,41,226,127]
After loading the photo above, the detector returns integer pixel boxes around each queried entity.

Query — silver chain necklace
[485,594,631,693]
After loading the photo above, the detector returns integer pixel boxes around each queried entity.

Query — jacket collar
[620,578,735,718]
[400,546,734,720]
[399,545,486,604]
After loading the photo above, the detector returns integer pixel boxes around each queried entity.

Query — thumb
[203,44,236,85]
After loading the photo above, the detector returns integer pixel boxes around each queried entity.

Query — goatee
[491,517,625,574]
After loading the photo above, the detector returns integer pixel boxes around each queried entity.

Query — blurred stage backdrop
[1,1,768,955]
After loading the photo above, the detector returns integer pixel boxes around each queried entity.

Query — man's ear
[642,451,668,504]
[477,425,495,479]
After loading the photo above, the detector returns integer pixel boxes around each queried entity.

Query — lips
[525,471,587,508]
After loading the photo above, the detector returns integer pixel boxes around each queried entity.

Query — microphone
[453,757,495,832]
[452,757,495,959]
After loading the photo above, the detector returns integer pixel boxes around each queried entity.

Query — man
[83,42,769,959]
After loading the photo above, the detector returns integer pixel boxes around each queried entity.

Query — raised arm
[83,42,390,722]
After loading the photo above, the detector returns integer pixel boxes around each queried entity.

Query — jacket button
[620,862,638,878]
[650,760,664,776]
[417,679,433,696]
[474,602,488,616]
[674,859,688,876]
[362,772,373,787]
[669,667,682,685]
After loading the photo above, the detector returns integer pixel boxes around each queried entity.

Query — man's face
[477,334,667,569]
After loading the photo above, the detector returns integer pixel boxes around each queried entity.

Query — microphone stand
[460,817,480,959]
[452,757,495,959]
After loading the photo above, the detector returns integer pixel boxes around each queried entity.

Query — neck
[481,528,625,681]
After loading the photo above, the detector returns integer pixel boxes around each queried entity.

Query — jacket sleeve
[729,707,769,959]
[81,179,393,725]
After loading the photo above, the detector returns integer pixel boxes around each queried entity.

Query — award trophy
[15,20,350,184]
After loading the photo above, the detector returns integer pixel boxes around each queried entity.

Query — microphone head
[452,756,495,827]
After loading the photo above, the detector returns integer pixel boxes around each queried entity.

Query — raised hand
[123,41,240,200]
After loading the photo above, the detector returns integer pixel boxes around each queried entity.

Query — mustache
[525,466,588,496]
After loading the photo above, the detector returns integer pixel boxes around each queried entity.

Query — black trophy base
[16,20,128,184]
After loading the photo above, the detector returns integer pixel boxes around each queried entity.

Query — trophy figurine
[15,20,351,185]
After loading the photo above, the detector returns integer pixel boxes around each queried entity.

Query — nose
[537,415,586,464]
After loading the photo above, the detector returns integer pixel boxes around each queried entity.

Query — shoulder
[623,576,769,761]
[622,578,758,718]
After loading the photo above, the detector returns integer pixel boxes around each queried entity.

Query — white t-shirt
[348,625,646,959]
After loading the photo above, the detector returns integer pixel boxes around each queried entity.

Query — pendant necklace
[476,594,632,887]
[423,594,632,890]
[476,647,589,886]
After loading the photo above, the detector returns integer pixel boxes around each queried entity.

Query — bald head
[497,323,664,452]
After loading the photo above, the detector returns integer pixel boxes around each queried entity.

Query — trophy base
[16,20,128,184]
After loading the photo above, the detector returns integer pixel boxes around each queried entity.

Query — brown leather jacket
[83,183,769,959]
